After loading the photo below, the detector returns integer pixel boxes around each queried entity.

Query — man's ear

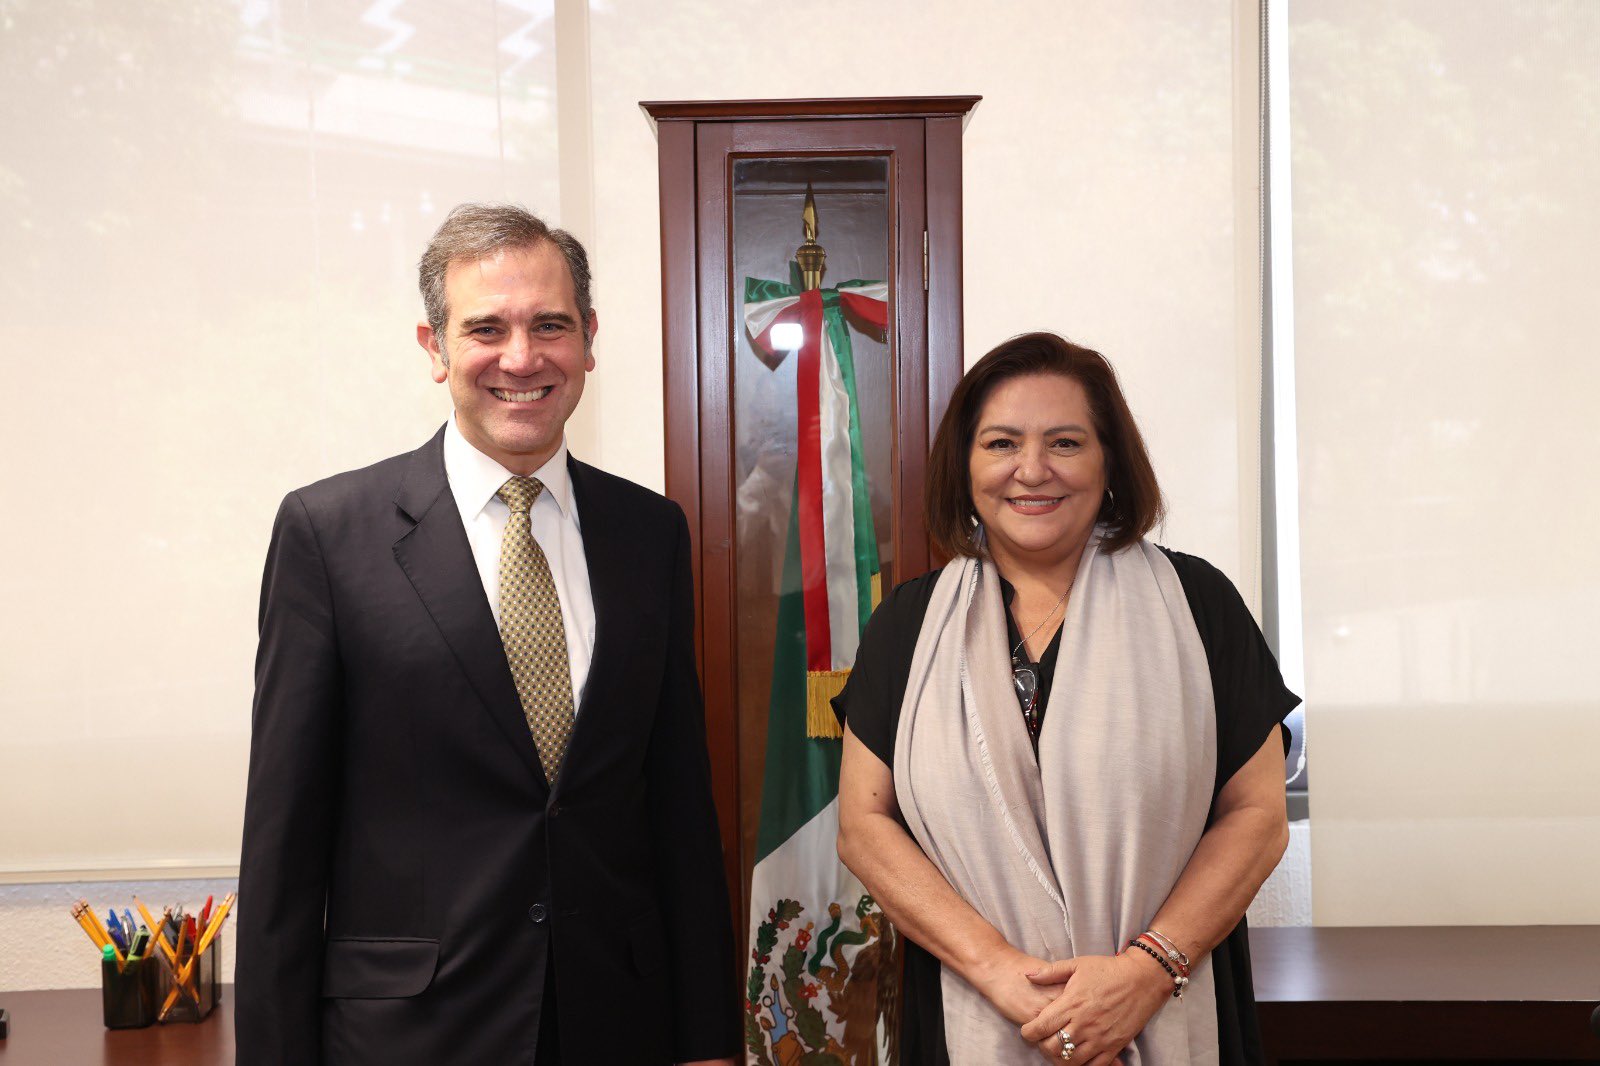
[582,309,599,371]
[418,320,449,383]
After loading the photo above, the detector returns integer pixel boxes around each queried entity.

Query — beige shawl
[892,535,1219,1065]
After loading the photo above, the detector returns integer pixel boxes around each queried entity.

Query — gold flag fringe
[805,670,851,738]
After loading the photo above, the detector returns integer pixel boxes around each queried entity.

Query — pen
[127,925,151,962]
[198,894,214,928]
[106,919,128,955]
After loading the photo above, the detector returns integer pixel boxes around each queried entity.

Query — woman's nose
[1013,445,1049,484]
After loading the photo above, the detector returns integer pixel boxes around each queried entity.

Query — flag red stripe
[837,289,889,331]
[794,290,832,672]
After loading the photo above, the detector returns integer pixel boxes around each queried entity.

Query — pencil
[162,893,235,1016]
[192,892,235,959]
[77,900,121,963]
[69,902,108,950]
[132,897,178,964]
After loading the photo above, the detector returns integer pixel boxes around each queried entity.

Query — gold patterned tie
[496,476,576,785]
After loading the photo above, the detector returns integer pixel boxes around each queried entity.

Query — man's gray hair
[418,203,593,361]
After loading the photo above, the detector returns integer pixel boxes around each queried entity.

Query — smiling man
[237,204,739,1065]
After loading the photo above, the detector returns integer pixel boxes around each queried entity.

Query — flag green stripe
[754,481,840,861]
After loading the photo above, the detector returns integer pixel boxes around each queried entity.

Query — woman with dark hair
[836,333,1296,1065]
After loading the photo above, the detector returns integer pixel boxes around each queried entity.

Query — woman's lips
[1007,496,1063,514]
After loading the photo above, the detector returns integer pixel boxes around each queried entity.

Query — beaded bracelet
[1137,933,1190,978]
[1146,928,1192,971]
[1128,938,1188,998]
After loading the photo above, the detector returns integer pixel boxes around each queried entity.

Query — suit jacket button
[549,804,561,818]
[528,904,548,923]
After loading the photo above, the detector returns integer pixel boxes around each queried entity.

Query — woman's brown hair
[925,331,1164,559]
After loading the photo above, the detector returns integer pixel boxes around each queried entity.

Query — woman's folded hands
[1018,952,1170,1065]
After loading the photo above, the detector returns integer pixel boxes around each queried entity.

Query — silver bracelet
[1146,928,1191,971]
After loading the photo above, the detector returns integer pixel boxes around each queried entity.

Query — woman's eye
[984,439,1016,452]
[1051,438,1082,450]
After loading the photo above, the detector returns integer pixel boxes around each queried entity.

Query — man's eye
[536,322,564,333]
[472,327,498,336]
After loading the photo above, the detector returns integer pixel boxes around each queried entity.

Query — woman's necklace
[1010,580,1073,739]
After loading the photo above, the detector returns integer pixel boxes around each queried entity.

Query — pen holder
[101,955,159,1029]
[156,939,222,1024]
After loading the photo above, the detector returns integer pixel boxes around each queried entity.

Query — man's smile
[490,386,554,403]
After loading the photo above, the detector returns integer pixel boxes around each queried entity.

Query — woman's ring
[1058,1028,1075,1060]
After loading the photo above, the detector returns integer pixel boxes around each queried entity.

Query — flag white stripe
[744,293,801,342]
[835,280,889,302]
[748,798,863,928]
[817,327,860,669]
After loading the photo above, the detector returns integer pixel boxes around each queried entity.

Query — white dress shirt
[443,415,595,706]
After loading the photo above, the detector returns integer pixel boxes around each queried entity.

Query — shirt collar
[443,414,575,521]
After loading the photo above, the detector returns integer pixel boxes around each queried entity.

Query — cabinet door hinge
[922,230,929,291]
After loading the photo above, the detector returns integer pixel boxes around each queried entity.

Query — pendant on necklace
[1012,657,1041,735]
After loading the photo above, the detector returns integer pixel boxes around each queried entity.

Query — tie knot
[497,476,545,514]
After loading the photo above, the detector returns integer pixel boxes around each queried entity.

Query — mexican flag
[742,273,900,1066]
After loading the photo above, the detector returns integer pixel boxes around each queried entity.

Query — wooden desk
[1251,926,1600,1062]
[4,934,1599,1066]
[0,987,232,1065]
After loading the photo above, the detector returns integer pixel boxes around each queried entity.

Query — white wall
[581,0,1264,591]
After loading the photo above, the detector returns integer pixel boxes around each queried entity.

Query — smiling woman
[835,332,1297,1065]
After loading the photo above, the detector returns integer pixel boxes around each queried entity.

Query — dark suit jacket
[236,427,738,1065]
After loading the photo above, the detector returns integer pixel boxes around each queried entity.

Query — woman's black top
[834,547,1300,1066]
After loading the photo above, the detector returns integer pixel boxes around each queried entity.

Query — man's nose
[500,331,542,375]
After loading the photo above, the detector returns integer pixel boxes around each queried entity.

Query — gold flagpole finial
[795,183,826,292]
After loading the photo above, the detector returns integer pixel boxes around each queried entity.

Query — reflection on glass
[733,157,898,1063]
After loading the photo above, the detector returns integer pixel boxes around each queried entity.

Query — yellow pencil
[69,902,108,950]
[162,893,234,1016]
[77,900,121,963]
[192,892,235,959]
[132,897,178,964]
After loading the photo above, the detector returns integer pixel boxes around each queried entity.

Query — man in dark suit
[237,203,739,1065]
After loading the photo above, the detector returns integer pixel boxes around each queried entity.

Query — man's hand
[1018,951,1169,1064]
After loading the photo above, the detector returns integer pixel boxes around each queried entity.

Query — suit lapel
[391,427,549,790]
